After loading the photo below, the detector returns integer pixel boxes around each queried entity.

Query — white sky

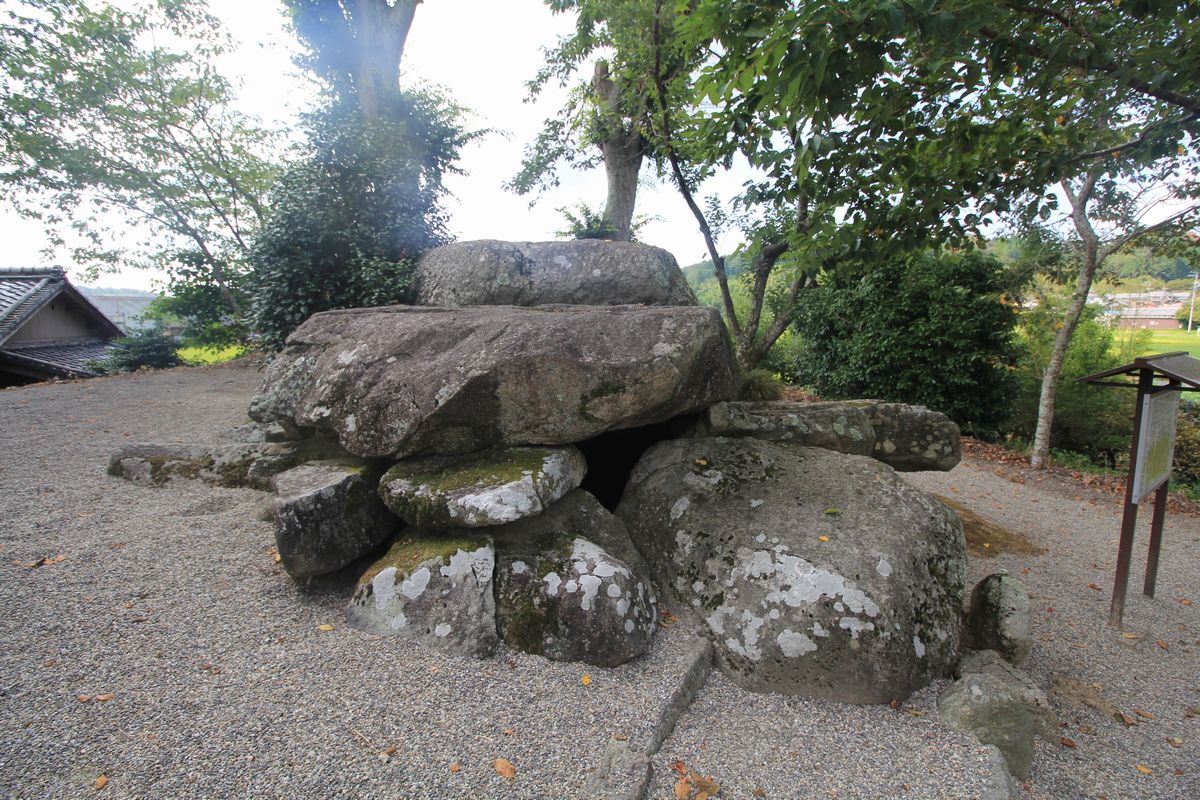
[0,0,746,292]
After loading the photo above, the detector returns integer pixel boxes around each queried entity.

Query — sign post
[1079,353,1200,628]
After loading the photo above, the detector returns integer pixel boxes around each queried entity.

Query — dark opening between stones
[576,414,697,511]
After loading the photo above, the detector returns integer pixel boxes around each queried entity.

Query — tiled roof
[0,339,114,378]
[0,268,66,344]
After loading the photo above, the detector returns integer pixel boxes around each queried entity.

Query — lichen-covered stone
[957,649,1058,739]
[938,673,1036,780]
[493,490,657,666]
[691,400,875,456]
[107,439,347,490]
[967,573,1033,666]
[247,304,739,459]
[843,400,961,471]
[617,437,966,703]
[414,239,698,308]
[378,446,586,531]
[346,534,497,658]
[270,460,396,578]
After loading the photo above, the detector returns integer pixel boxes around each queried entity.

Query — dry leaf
[817,535,830,543]
[502,728,515,736]
[1087,583,1102,591]
[78,694,91,703]
[381,745,397,757]
[1120,632,1140,640]
[581,674,591,686]
[94,775,108,791]
[494,758,516,779]
[449,761,461,773]
[1120,713,1137,727]
[1175,769,1185,777]
[1060,737,1077,749]
[668,759,686,776]
[317,623,334,632]
[673,777,691,800]
[95,693,114,702]
[754,789,766,798]
[1133,709,1155,719]
[1179,598,1194,606]
[1167,737,1183,748]
[903,707,927,717]
[693,458,708,466]
[689,769,720,795]
[1135,764,1152,775]
[1157,639,1170,651]
[1187,707,1200,719]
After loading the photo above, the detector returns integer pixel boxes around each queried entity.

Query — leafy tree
[512,0,700,242]
[791,250,1019,431]
[251,93,469,349]
[252,0,474,348]
[0,0,280,321]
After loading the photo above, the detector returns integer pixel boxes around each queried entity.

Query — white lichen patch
[876,558,892,578]
[372,566,399,610]
[839,616,875,639]
[778,629,819,657]
[670,496,691,520]
[441,546,495,585]
[750,499,764,508]
[578,574,603,610]
[454,477,539,525]
[434,623,452,637]
[913,635,926,658]
[543,572,562,597]
[607,583,623,598]
[400,567,431,600]
[511,560,529,574]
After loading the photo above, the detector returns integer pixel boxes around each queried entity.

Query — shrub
[251,90,472,349]
[791,249,1019,431]
[739,368,787,401]
[1172,400,1200,485]
[89,328,182,374]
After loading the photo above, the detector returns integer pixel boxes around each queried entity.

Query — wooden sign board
[1131,389,1181,504]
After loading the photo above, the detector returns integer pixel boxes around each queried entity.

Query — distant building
[0,268,124,387]
[1088,290,1187,330]
[78,286,159,333]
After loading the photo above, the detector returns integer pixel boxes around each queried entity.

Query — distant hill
[681,252,749,290]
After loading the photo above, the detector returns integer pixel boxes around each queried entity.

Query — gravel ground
[0,362,698,800]
[2,363,1196,799]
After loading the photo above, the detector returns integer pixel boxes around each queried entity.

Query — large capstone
[269,460,396,578]
[414,239,698,308]
[248,304,738,459]
[617,437,966,702]
[378,446,586,530]
[493,490,657,666]
[691,401,875,457]
[346,534,498,658]
[846,401,961,471]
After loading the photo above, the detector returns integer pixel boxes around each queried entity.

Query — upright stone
[966,573,1033,666]
[248,304,739,459]
[618,437,966,702]
[270,460,396,578]
[347,534,498,658]
[414,240,698,307]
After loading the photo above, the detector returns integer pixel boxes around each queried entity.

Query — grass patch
[177,345,245,365]
[1139,328,1200,360]
[937,496,1046,558]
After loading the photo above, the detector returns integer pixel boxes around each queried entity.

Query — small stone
[378,446,586,531]
[957,650,1059,739]
[966,574,1033,666]
[939,673,1036,780]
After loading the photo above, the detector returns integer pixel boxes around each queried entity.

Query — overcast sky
[0,0,746,291]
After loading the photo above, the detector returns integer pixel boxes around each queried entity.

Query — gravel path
[1,364,1196,799]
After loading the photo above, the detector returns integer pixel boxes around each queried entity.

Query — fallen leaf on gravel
[1087,583,1102,591]
[1175,769,1185,776]
[1185,707,1200,719]
[1135,764,1152,775]
[754,789,766,798]
[1157,639,1170,651]
[668,759,686,776]
[1133,709,1155,719]
[381,746,396,757]
[1120,713,1137,727]
[1060,737,1077,748]
[903,707,927,717]
[78,695,91,703]
[1120,632,1140,640]
[94,775,108,790]
[581,674,591,686]
[1180,598,1194,606]
[449,761,460,773]
[1167,737,1183,748]
[317,624,334,632]
[109,543,125,550]
[822,507,840,516]
[95,693,114,702]
[693,458,708,466]
[266,547,281,563]
[494,758,516,779]
[689,769,720,798]
[502,728,514,736]
[674,778,690,800]
[817,535,830,542]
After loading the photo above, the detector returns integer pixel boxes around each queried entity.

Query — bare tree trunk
[593,61,644,242]
[1030,170,1103,469]
[350,0,418,119]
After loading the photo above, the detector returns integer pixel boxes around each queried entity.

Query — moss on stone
[357,533,488,587]
[384,447,552,496]
[500,593,550,655]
